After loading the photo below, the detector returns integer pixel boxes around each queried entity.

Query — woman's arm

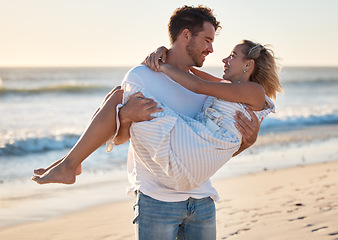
[160,64,265,111]
[144,47,222,83]
[189,67,223,82]
[143,46,169,72]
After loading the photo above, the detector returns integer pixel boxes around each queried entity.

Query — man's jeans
[133,191,216,240]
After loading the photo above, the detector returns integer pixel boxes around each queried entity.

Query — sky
[0,0,338,67]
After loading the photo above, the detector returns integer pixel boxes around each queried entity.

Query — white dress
[107,81,275,191]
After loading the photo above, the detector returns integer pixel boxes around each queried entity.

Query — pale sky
[0,0,337,67]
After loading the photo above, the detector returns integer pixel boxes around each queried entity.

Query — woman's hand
[143,46,168,72]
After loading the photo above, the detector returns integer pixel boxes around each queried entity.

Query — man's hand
[113,92,163,145]
[233,107,260,156]
[119,92,163,124]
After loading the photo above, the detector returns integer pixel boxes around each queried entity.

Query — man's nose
[208,43,214,53]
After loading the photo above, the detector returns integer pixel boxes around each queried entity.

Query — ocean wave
[1,112,338,156]
[0,83,109,95]
[0,134,79,156]
[282,78,338,85]
[262,112,338,130]
[279,67,338,83]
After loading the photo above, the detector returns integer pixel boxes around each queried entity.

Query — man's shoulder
[123,65,162,87]
[127,65,156,76]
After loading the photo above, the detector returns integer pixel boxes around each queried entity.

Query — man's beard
[186,38,204,67]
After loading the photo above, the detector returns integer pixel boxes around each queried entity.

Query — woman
[111,40,282,190]
[32,40,282,190]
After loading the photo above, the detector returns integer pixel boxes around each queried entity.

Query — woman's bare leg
[32,89,123,184]
[32,86,121,177]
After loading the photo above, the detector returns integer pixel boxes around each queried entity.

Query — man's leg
[178,197,216,240]
[133,192,189,240]
[32,89,124,184]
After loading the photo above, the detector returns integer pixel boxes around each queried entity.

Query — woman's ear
[246,59,255,71]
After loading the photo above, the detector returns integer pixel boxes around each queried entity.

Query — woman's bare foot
[34,157,82,176]
[34,158,63,175]
[32,160,77,184]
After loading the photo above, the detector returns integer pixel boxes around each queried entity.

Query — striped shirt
[107,65,274,202]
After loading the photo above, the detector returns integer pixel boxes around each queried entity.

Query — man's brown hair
[168,5,221,44]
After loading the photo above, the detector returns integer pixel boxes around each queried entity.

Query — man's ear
[181,29,191,43]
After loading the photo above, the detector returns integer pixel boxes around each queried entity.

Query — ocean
[1,66,338,227]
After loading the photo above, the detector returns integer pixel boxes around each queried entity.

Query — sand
[0,160,337,240]
[213,161,338,240]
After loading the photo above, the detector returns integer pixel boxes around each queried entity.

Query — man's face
[186,22,215,67]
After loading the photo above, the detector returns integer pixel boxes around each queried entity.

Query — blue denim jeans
[133,191,216,240]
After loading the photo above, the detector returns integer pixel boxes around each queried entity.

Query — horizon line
[1,64,338,69]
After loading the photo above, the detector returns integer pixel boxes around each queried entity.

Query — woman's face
[222,44,249,82]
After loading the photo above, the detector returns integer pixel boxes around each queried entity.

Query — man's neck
[165,47,192,72]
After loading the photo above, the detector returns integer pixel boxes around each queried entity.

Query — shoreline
[0,160,337,239]
[1,124,338,231]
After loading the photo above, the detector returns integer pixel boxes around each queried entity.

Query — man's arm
[113,92,162,145]
[232,107,260,157]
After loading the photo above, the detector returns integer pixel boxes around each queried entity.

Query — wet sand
[1,160,337,240]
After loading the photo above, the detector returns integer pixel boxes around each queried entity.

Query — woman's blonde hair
[240,40,283,99]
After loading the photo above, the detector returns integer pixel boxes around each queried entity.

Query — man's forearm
[232,109,260,157]
[232,141,251,157]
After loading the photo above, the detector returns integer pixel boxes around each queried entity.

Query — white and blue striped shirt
[107,65,274,202]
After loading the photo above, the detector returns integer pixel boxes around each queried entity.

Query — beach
[0,158,337,240]
[1,124,338,240]
[1,66,338,239]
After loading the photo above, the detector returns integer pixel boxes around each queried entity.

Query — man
[113,5,259,239]
[32,5,259,239]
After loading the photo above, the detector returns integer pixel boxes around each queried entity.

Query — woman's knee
[106,88,123,106]
[105,86,122,101]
